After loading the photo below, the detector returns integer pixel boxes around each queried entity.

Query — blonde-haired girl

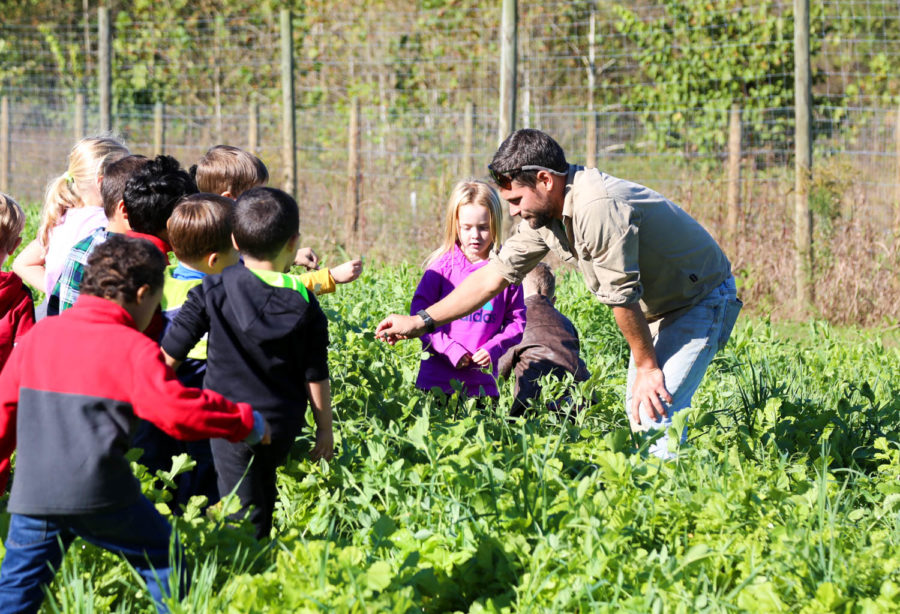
[410,180,525,398]
[13,136,129,295]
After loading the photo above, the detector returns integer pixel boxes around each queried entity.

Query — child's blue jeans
[0,495,176,614]
[626,275,742,458]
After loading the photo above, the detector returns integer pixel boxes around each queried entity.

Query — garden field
[2,262,898,613]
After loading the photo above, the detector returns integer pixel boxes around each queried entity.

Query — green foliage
[611,0,797,159]
[2,266,898,611]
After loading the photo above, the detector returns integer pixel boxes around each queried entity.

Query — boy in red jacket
[0,235,268,614]
[0,193,35,370]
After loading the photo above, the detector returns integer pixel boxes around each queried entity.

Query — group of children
[0,138,360,613]
[0,135,589,612]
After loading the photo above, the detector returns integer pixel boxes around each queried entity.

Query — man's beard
[524,211,553,229]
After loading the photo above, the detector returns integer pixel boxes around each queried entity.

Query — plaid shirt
[47,228,110,316]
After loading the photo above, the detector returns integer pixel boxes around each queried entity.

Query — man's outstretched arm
[376,264,509,343]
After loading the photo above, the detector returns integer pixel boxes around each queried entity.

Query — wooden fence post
[463,101,474,178]
[0,97,9,194]
[726,105,742,243]
[98,7,111,133]
[345,97,361,247]
[794,0,813,308]
[280,9,296,199]
[248,98,259,154]
[153,102,165,155]
[586,10,597,168]
[895,104,900,236]
[498,0,517,143]
[74,93,86,140]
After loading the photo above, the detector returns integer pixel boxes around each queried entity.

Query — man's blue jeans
[0,495,176,614]
[626,276,742,458]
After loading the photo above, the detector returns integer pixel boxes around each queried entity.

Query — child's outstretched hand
[294,247,319,270]
[310,428,334,461]
[331,259,363,284]
[472,348,492,369]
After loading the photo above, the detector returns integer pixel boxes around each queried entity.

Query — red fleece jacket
[0,294,254,514]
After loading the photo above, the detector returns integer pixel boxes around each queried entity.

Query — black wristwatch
[417,309,436,333]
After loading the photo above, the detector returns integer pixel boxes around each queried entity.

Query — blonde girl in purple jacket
[411,180,526,398]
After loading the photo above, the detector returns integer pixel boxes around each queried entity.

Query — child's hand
[260,419,272,445]
[294,247,319,270]
[310,428,334,461]
[456,353,472,368]
[472,348,492,369]
[331,259,363,284]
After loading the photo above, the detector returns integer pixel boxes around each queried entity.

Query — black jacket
[162,264,329,439]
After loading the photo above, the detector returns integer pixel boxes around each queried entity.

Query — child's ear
[221,190,234,199]
[207,252,219,270]
[116,199,128,220]
[10,236,22,253]
[135,283,153,305]
[285,232,300,252]
[550,295,557,305]
[231,233,240,251]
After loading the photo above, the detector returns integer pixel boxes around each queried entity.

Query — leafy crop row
[3,266,899,613]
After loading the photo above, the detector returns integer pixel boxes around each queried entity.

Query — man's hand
[471,348,491,369]
[375,314,426,344]
[612,303,672,427]
[630,367,672,426]
[294,247,319,270]
[331,259,363,284]
[310,428,334,461]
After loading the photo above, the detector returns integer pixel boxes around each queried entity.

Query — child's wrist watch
[417,309,436,333]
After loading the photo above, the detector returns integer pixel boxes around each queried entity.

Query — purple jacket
[411,245,526,396]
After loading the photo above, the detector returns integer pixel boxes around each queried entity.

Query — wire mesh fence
[0,0,898,321]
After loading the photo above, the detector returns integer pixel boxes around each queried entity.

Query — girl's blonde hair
[38,136,130,247]
[424,179,503,268]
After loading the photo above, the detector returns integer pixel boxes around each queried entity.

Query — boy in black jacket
[161,187,332,539]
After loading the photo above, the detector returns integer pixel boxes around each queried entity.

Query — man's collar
[562,164,582,219]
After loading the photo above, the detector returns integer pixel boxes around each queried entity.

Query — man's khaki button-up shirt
[489,165,731,332]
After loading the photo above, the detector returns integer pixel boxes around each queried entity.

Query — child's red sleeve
[129,340,255,442]
[0,345,22,493]
[14,293,36,340]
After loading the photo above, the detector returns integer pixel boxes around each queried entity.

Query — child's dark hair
[81,234,167,302]
[167,193,235,262]
[524,262,556,298]
[190,145,269,198]
[123,154,197,236]
[232,187,299,260]
[100,155,149,218]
